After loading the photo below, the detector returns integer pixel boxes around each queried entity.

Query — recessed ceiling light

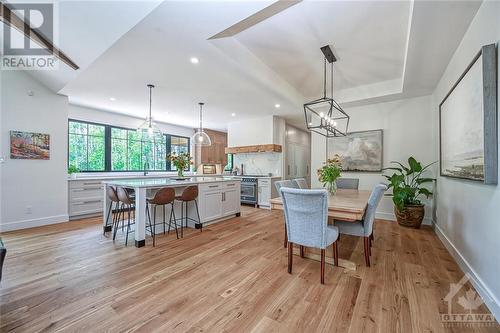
[275,104,280,108]
[110,97,116,101]
[190,57,199,64]
[231,113,236,117]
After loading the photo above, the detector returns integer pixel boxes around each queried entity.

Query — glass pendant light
[192,102,212,146]
[138,84,162,138]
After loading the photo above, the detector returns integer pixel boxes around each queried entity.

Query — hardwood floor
[0,207,498,332]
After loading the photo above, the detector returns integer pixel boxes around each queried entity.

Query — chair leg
[113,203,122,241]
[284,224,288,248]
[287,242,293,274]
[300,245,305,258]
[146,204,155,247]
[171,203,179,239]
[364,237,371,267]
[180,201,184,238]
[333,241,338,267]
[163,205,166,234]
[320,249,325,284]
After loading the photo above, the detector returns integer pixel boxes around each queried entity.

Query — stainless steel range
[239,176,258,207]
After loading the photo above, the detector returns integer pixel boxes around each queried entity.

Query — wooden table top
[270,189,371,222]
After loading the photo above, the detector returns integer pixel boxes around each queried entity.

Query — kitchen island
[102,177,241,247]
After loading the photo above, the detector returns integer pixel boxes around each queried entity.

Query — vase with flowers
[167,152,193,178]
[317,154,342,195]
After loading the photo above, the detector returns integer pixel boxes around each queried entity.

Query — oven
[240,177,258,207]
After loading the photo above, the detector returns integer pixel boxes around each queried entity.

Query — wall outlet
[25,206,32,214]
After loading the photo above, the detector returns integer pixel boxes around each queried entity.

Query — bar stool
[175,185,202,238]
[104,185,120,235]
[146,187,179,245]
[114,187,154,246]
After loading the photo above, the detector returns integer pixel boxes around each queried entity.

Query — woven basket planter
[395,204,425,229]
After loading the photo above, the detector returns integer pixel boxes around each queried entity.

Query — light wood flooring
[0,207,498,332]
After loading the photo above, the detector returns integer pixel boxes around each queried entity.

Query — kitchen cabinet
[199,181,240,223]
[69,180,104,218]
[257,177,280,208]
[286,143,310,180]
[199,129,227,165]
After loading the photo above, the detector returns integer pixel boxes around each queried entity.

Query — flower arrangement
[167,152,193,177]
[317,154,342,194]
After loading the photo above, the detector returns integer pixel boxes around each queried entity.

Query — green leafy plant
[317,154,342,193]
[68,165,80,175]
[383,156,436,211]
[167,152,193,177]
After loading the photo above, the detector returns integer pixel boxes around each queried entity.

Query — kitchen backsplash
[234,152,282,176]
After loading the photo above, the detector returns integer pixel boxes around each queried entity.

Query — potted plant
[68,165,80,179]
[167,152,193,178]
[317,154,342,195]
[383,156,435,229]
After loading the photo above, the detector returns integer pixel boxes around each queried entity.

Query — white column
[134,187,147,247]
[103,184,111,233]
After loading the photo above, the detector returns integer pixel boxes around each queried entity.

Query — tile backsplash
[234,152,282,176]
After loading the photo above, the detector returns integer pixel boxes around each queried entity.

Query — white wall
[227,115,275,147]
[1,71,69,231]
[431,0,500,319]
[69,104,194,138]
[311,95,436,223]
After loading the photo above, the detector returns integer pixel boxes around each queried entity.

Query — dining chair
[292,178,308,189]
[333,183,387,267]
[274,180,299,248]
[280,188,339,284]
[336,178,360,190]
[104,186,120,235]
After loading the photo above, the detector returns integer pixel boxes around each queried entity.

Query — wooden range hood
[225,144,282,154]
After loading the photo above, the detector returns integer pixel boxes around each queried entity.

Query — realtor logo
[441,273,497,328]
[1,2,58,70]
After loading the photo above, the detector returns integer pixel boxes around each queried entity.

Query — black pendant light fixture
[192,102,211,146]
[304,45,349,137]
[138,84,162,137]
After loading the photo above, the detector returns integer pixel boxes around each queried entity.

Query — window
[111,128,166,171]
[224,153,233,172]
[68,120,105,171]
[167,135,190,171]
[68,120,189,172]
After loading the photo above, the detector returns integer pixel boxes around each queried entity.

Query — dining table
[270,188,372,271]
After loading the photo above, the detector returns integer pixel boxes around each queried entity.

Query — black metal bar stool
[104,185,120,235]
[146,187,179,245]
[175,185,202,238]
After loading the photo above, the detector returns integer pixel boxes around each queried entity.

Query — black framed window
[68,120,106,171]
[68,119,189,172]
[224,153,233,172]
[167,135,190,171]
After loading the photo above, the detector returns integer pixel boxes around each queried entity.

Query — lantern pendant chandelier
[138,84,162,137]
[192,102,212,146]
[304,45,349,137]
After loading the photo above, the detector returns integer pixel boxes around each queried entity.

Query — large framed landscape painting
[328,129,383,172]
[10,131,50,160]
[439,44,497,184]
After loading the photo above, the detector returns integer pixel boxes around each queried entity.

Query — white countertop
[69,174,281,181]
[102,176,239,188]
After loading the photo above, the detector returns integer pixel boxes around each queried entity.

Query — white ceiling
[23,0,482,131]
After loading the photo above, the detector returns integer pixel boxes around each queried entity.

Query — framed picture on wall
[439,44,497,184]
[327,129,383,172]
[10,131,50,160]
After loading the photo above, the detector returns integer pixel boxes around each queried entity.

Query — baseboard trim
[0,214,69,232]
[433,222,500,322]
[375,211,432,225]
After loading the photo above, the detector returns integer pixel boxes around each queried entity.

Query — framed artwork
[10,131,50,160]
[439,44,497,184]
[328,129,383,172]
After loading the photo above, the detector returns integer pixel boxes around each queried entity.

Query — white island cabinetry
[199,181,240,223]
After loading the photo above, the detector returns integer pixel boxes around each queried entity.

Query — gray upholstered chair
[275,180,299,248]
[281,188,339,284]
[334,183,387,266]
[336,178,360,190]
[293,178,308,189]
